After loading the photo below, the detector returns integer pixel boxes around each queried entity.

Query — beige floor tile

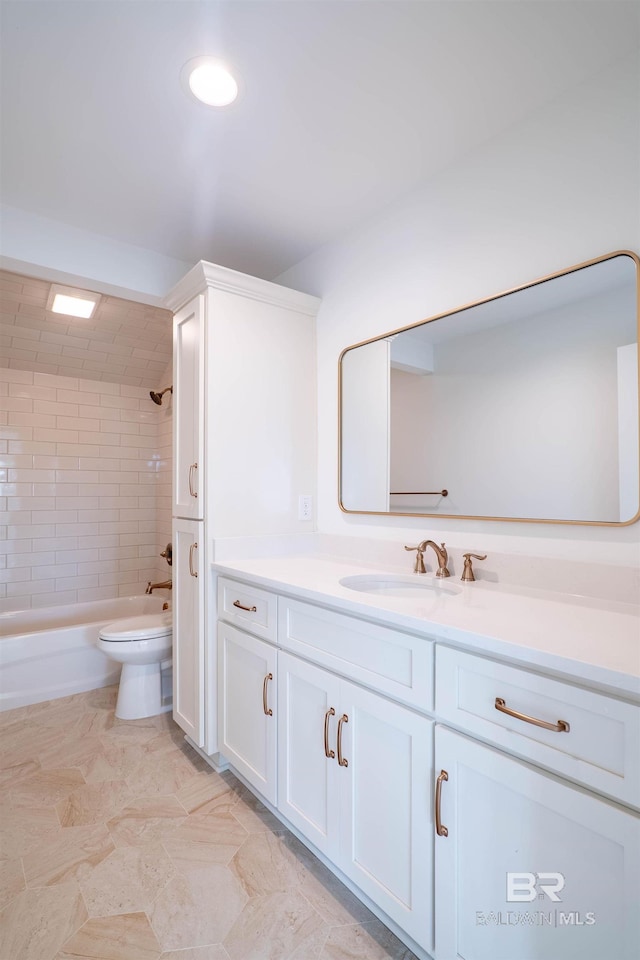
[11,766,86,806]
[81,686,118,712]
[107,715,165,742]
[107,796,187,848]
[230,789,285,835]
[148,862,249,952]
[318,920,418,960]
[56,779,133,827]
[38,733,105,772]
[0,719,63,766]
[160,947,230,960]
[124,749,202,798]
[60,911,161,960]
[176,769,237,814]
[0,880,88,960]
[228,831,304,898]
[0,703,32,728]
[0,801,61,858]
[79,842,176,918]
[281,834,375,927]
[22,823,115,888]
[80,738,143,782]
[0,756,41,789]
[163,809,248,870]
[0,858,26,911]
[223,889,329,960]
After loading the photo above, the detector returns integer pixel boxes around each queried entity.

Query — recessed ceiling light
[46,284,101,319]
[181,56,239,107]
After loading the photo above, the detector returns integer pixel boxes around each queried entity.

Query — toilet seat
[99,613,172,642]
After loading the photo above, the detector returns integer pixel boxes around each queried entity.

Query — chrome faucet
[146,579,172,594]
[404,540,450,578]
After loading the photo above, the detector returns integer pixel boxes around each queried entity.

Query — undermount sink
[339,573,462,598]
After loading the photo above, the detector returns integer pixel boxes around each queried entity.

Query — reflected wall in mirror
[339,251,639,525]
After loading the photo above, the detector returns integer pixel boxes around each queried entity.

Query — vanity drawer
[436,645,640,808]
[217,577,277,643]
[278,598,434,711]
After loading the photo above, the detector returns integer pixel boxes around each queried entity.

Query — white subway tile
[9,411,56,428]
[0,367,33,384]
[9,383,56,401]
[32,590,77,608]
[34,400,79,417]
[56,417,100,432]
[7,579,55,597]
[32,563,77,580]
[56,575,99,591]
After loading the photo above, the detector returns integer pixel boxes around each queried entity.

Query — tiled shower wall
[0,366,173,612]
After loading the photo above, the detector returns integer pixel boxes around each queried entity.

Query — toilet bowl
[97,612,173,720]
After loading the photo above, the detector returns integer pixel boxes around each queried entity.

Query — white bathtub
[0,595,166,711]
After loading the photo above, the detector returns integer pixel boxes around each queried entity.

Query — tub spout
[146,579,172,594]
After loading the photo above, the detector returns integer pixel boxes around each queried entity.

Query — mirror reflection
[339,252,639,525]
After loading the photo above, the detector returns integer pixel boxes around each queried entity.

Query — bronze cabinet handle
[188,462,198,498]
[435,769,449,837]
[188,542,198,578]
[324,707,336,759]
[495,697,570,733]
[262,673,273,716]
[337,714,349,767]
[233,600,257,613]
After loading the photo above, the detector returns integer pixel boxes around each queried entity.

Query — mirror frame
[338,250,640,526]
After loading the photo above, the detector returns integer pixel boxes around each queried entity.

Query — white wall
[0,205,191,304]
[277,55,640,566]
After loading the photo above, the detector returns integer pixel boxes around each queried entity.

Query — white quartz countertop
[212,555,640,699]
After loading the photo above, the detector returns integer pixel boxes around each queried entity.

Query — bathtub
[0,595,166,711]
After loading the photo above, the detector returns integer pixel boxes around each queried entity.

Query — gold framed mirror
[339,250,640,525]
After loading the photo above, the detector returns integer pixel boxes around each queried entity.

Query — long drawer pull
[337,714,349,767]
[495,697,570,733]
[188,462,198,498]
[233,600,257,613]
[188,542,198,578]
[262,673,273,716]
[324,707,336,759]
[435,769,449,837]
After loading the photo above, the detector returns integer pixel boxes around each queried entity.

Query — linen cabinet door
[218,623,277,805]
[173,294,205,519]
[172,518,204,745]
[337,680,434,954]
[434,725,640,960]
[277,651,341,860]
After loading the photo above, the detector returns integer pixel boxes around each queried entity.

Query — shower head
[149,386,173,406]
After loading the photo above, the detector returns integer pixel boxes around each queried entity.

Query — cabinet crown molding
[164,259,320,315]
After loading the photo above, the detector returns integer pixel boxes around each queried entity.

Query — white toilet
[97,612,173,720]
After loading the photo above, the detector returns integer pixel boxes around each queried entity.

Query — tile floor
[0,686,419,960]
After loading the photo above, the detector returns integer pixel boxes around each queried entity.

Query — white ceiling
[1,1,638,281]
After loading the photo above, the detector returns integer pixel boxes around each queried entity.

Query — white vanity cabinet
[217,621,277,804]
[213,564,640,960]
[277,650,434,950]
[434,725,640,960]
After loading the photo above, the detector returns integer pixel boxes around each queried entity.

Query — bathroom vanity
[211,555,640,960]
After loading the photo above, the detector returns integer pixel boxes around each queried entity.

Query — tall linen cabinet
[165,262,319,758]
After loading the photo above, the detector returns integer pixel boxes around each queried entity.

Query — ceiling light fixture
[181,56,239,107]
[46,284,101,319]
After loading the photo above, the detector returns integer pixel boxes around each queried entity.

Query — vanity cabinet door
[434,725,640,960]
[337,680,434,953]
[277,651,342,860]
[173,518,204,746]
[173,294,205,519]
[218,623,277,805]
[277,651,434,952]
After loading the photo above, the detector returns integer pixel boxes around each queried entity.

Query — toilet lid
[99,613,172,641]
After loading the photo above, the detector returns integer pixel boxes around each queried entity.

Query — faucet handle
[461,553,487,582]
[404,544,426,574]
